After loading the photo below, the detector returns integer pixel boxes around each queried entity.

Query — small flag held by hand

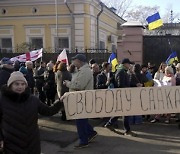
[57,49,69,65]
[146,12,163,30]
[108,52,118,72]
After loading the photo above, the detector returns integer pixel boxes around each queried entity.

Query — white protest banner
[62,86,180,120]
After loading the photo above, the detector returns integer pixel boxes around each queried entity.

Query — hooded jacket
[0,86,61,154]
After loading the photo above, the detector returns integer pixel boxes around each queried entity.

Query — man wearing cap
[63,54,97,149]
[0,57,14,89]
[104,58,136,136]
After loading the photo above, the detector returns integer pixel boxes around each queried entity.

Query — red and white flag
[57,49,69,65]
[10,48,43,62]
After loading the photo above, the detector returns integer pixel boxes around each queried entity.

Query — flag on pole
[10,48,43,62]
[166,51,178,65]
[146,12,163,30]
[108,52,118,72]
[57,49,69,65]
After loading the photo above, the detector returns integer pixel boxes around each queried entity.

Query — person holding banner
[175,63,180,124]
[56,62,71,121]
[63,54,97,149]
[154,62,167,81]
[151,66,176,124]
[104,58,136,136]
[0,71,62,153]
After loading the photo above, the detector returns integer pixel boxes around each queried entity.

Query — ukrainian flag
[146,12,163,30]
[166,51,178,65]
[108,52,118,72]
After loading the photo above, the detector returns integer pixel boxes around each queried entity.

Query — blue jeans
[108,116,130,132]
[76,119,96,144]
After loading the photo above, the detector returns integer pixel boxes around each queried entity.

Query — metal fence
[143,35,180,66]
[0,52,111,65]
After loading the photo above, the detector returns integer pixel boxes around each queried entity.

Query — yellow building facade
[0,0,125,53]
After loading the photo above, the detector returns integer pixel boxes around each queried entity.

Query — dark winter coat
[0,86,62,154]
[115,64,130,88]
[44,70,57,99]
[96,72,115,89]
[0,67,13,89]
[56,70,72,97]
[26,68,35,89]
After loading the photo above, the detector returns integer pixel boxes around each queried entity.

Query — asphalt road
[39,115,180,154]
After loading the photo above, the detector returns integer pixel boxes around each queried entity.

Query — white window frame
[0,26,14,52]
[99,30,107,49]
[50,26,71,52]
[25,26,45,49]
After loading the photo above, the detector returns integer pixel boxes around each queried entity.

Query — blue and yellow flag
[166,51,178,65]
[146,12,163,30]
[108,52,118,72]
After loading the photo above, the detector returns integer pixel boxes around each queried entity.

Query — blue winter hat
[1,57,13,65]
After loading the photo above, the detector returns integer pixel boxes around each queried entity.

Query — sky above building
[102,0,179,15]
[131,0,179,15]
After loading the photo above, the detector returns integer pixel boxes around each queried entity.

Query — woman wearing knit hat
[0,71,62,154]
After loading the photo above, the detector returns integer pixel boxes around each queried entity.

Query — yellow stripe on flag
[111,58,118,72]
[148,19,163,30]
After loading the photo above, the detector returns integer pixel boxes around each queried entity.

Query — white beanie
[7,71,28,87]
[165,66,174,74]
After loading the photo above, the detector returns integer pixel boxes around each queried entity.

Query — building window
[100,41,105,49]
[30,37,43,49]
[112,44,116,52]
[55,37,69,52]
[0,38,12,53]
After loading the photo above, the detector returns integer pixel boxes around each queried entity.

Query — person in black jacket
[0,71,62,154]
[25,61,35,94]
[104,58,136,136]
[91,63,100,89]
[44,62,57,106]
[96,62,115,89]
[0,57,14,89]
[34,61,46,103]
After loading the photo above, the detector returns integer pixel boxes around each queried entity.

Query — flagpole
[167,37,175,62]
[55,0,58,52]
[41,48,43,62]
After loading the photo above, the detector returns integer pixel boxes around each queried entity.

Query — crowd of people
[0,54,180,152]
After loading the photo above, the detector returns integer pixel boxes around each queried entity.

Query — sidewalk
[39,115,180,154]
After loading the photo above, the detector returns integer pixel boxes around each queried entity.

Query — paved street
[39,115,180,154]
